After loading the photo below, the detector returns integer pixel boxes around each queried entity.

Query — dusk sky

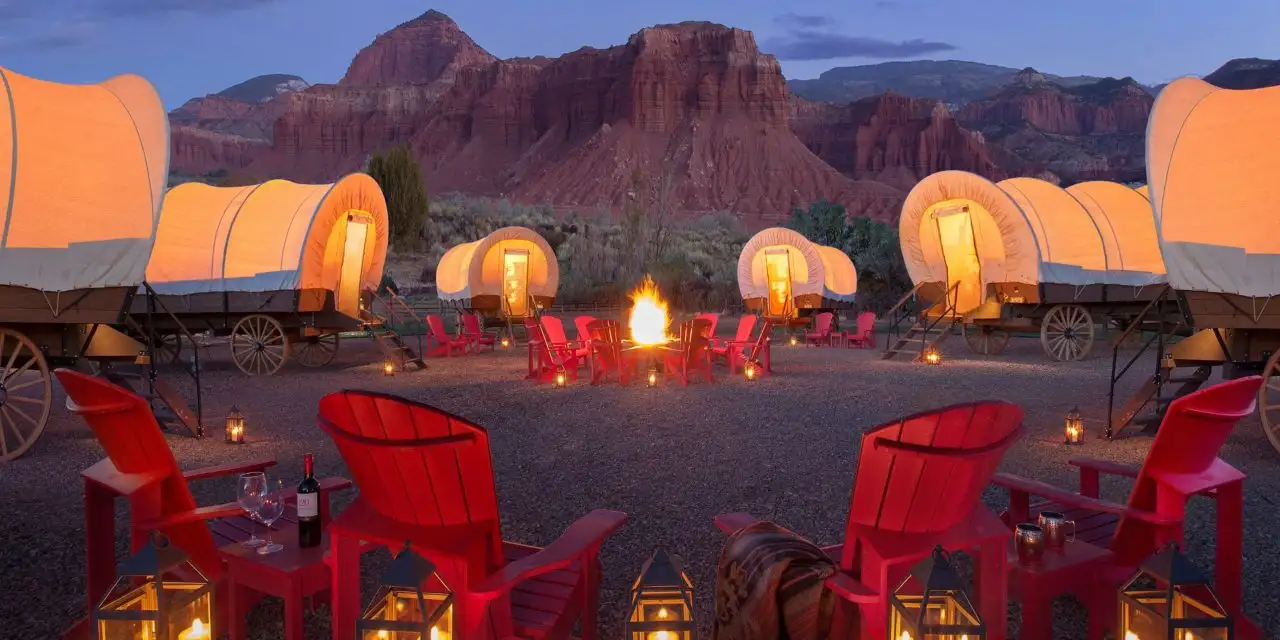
[0,0,1275,108]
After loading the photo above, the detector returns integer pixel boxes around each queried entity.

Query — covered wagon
[135,174,389,375]
[1135,77,1280,451]
[435,226,560,319]
[0,67,169,461]
[737,227,857,326]
[894,170,1166,361]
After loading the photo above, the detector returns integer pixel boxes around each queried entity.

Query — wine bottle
[297,453,322,548]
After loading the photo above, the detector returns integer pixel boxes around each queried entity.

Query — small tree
[786,201,911,312]
[368,145,429,252]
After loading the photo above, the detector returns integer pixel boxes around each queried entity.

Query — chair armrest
[81,459,168,497]
[182,458,277,481]
[472,509,627,599]
[713,512,762,534]
[140,501,245,529]
[991,473,1181,526]
[1069,458,1140,479]
[824,572,880,605]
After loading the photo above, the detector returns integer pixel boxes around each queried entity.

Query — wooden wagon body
[130,175,390,375]
[0,66,176,461]
[897,171,1168,361]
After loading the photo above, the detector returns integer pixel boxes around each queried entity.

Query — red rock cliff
[340,9,498,86]
[789,93,1007,191]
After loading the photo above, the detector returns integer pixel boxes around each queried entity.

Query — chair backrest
[813,312,833,335]
[695,313,720,339]
[427,314,451,340]
[541,315,570,344]
[855,312,876,337]
[317,391,504,548]
[847,401,1024,536]
[53,369,222,577]
[574,315,598,342]
[587,319,624,370]
[1111,376,1262,563]
[461,313,483,336]
[744,319,773,362]
[734,315,758,343]
[678,318,714,360]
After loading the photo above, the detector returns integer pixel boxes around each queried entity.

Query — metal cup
[1038,511,1076,548]
[1014,523,1045,565]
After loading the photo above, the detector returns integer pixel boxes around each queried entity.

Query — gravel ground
[2,326,1278,640]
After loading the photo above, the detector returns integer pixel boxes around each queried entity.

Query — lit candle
[744,362,757,381]
[647,370,658,387]
[1125,633,1139,640]
[789,335,798,346]
[178,619,209,640]
[555,371,567,387]
[899,632,911,640]
[658,607,669,619]
[500,336,511,348]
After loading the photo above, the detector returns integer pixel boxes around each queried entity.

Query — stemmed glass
[255,479,285,555]
[237,472,267,548]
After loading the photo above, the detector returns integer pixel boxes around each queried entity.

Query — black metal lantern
[383,357,397,376]
[357,541,455,640]
[922,345,942,366]
[554,367,568,388]
[225,406,246,444]
[889,546,985,640]
[93,532,214,640]
[1118,544,1233,640]
[627,550,695,640]
[1065,407,1085,445]
[743,360,759,382]
[646,367,659,388]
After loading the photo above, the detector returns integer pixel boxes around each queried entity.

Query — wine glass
[237,472,266,548]
[255,479,285,555]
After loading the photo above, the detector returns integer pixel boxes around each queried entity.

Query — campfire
[628,275,671,345]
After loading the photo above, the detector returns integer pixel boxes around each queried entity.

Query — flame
[629,275,671,345]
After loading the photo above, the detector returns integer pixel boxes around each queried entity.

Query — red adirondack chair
[738,317,775,375]
[804,311,836,347]
[844,311,877,349]
[461,313,498,353]
[427,314,468,357]
[710,314,757,372]
[587,319,633,385]
[993,376,1264,639]
[663,318,715,385]
[694,312,720,340]
[542,315,590,364]
[573,314,598,344]
[318,391,627,640]
[715,401,1024,640]
[55,369,349,637]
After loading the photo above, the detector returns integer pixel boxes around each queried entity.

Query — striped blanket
[712,520,838,640]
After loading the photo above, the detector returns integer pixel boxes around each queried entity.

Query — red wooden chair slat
[711,315,757,370]
[663,318,714,385]
[427,314,469,357]
[804,312,835,347]
[844,311,876,348]
[541,316,590,363]
[320,391,626,640]
[693,312,720,341]
[573,315,598,344]
[462,313,497,352]
[586,319,631,385]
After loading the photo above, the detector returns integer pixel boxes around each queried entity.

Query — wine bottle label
[297,493,319,518]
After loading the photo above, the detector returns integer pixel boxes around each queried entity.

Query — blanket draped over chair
[713,520,837,640]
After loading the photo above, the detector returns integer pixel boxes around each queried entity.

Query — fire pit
[624,276,674,381]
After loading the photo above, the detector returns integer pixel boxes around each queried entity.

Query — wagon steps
[1105,285,1201,440]
[882,281,962,362]
[361,296,426,372]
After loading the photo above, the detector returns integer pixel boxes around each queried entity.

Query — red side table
[1007,539,1114,640]
[219,526,332,640]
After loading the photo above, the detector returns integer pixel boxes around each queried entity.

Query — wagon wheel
[0,328,53,462]
[294,333,339,368]
[963,325,1011,355]
[154,334,182,365]
[230,315,290,376]
[1259,350,1280,455]
[1040,304,1096,362]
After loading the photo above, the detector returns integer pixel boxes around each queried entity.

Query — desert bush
[786,200,912,312]
[368,146,430,252]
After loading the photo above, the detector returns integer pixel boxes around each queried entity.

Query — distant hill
[1203,57,1280,89]
[216,74,310,103]
[787,60,1138,105]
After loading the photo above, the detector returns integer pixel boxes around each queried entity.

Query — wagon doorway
[337,215,370,318]
[934,206,984,314]
[764,248,793,318]
[502,249,531,317]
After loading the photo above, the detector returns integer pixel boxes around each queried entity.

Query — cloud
[0,20,97,53]
[772,13,836,29]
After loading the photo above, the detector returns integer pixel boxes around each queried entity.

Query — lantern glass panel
[96,578,212,640]
[889,592,983,640]
[358,586,453,640]
[628,590,693,640]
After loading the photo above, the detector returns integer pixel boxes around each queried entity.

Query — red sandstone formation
[340,10,498,86]
[169,126,270,175]
[789,93,1007,191]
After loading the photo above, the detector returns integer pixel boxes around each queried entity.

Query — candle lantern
[789,334,799,347]
[889,546,985,640]
[1117,544,1232,640]
[1064,407,1085,445]
[922,346,942,366]
[743,360,759,382]
[626,550,695,640]
[647,368,659,388]
[499,335,512,348]
[1162,351,1176,370]
[224,406,246,444]
[93,532,214,640]
[383,357,397,376]
[554,368,568,388]
[357,541,454,640]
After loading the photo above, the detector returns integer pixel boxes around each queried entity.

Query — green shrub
[368,146,430,252]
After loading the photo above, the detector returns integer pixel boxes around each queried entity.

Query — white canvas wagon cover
[0,67,168,292]
[146,174,389,295]
[737,227,857,303]
[436,226,560,301]
[1146,77,1280,297]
